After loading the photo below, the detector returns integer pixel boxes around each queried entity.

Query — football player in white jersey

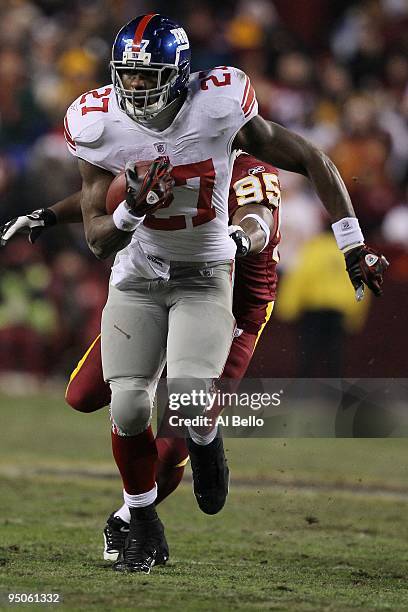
[0,13,388,574]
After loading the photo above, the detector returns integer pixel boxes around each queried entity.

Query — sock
[113,460,186,513]
[188,425,218,446]
[129,502,158,527]
[114,503,131,524]
[111,425,158,495]
[111,435,188,520]
[113,460,185,522]
[124,486,157,510]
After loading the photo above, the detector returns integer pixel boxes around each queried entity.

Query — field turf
[1,393,408,611]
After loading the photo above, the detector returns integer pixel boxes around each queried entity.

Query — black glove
[125,157,174,217]
[0,208,57,246]
[229,225,251,257]
[345,244,389,298]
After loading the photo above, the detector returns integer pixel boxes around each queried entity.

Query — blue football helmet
[111,14,191,122]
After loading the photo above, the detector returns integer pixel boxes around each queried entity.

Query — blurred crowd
[0,0,407,381]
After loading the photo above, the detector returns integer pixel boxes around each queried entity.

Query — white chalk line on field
[1,464,408,500]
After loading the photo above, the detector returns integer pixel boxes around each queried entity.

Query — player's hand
[125,157,174,217]
[0,208,57,246]
[229,225,251,257]
[345,244,389,300]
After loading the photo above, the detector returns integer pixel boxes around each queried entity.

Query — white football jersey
[64,66,258,265]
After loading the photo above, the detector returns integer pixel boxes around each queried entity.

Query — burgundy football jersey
[228,153,281,333]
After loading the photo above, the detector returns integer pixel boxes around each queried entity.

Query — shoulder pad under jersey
[64,85,114,155]
[189,67,258,147]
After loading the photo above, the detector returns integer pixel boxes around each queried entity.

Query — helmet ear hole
[162,67,176,85]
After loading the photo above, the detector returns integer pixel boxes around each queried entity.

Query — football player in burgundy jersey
[0,13,388,573]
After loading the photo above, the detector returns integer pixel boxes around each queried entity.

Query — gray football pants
[101,260,235,436]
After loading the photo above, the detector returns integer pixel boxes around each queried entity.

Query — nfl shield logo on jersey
[154,142,167,154]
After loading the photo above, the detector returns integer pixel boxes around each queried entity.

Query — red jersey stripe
[64,116,74,140]
[65,136,76,152]
[132,13,158,50]
[63,125,75,147]
[244,96,256,118]
[64,128,76,149]
[241,76,250,109]
[242,84,255,116]
[64,129,75,145]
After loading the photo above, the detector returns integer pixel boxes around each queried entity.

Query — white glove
[0,209,56,246]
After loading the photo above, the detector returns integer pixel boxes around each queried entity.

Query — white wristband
[112,200,145,232]
[331,217,364,252]
[241,213,270,252]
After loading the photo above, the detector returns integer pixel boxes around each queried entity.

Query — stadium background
[0,0,407,386]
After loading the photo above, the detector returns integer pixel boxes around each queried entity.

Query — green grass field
[1,393,408,611]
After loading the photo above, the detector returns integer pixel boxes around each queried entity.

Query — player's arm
[229,204,274,256]
[0,191,83,247]
[234,116,388,297]
[78,156,174,259]
[49,192,83,223]
[234,116,354,220]
[78,159,131,259]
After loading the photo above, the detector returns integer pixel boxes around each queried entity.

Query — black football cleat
[103,513,129,561]
[113,517,169,574]
[187,434,230,515]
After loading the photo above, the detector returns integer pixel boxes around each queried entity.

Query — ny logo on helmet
[170,28,188,45]
[170,28,189,65]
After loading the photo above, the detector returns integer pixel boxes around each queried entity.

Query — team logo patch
[170,28,189,45]
[146,191,160,205]
[154,142,167,154]
[248,166,265,175]
[170,27,189,65]
[200,268,213,277]
[365,254,379,266]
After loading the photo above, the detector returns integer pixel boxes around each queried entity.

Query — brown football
[105,161,153,214]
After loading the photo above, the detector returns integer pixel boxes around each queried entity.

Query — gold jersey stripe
[175,456,190,468]
[253,301,274,351]
[65,334,101,397]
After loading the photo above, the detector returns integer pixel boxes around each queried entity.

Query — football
[105,161,153,214]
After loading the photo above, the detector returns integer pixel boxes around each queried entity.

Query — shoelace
[106,520,129,549]
[106,530,127,548]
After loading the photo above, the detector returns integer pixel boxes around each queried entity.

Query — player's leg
[101,282,168,573]
[66,331,188,505]
[155,435,188,504]
[65,335,111,413]
[189,304,274,437]
[166,261,235,515]
[103,436,188,562]
[104,305,273,561]
[64,319,187,563]
[66,330,187,500]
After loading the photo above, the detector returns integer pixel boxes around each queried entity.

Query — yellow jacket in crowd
[275,232,371,333]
